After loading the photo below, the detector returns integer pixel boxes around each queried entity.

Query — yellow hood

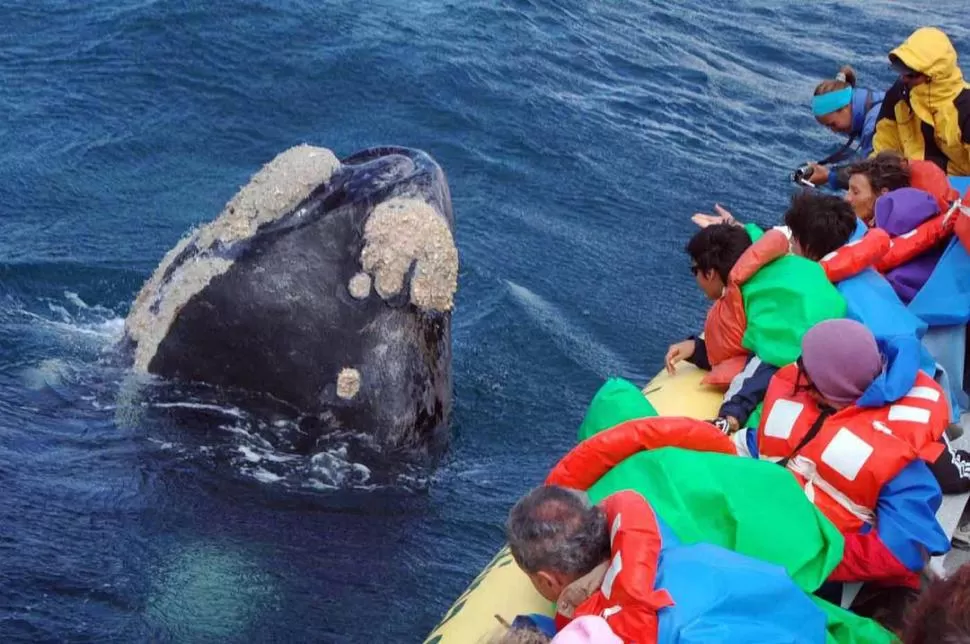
[892,27,966,100]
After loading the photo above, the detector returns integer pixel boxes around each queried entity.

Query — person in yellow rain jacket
[872,27,970,176]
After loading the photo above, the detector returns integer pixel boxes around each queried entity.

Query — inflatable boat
[426,176,970,643]
[423,364,722,644]
[424,359,970,643]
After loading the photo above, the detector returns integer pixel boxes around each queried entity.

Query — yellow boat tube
[423,363,723,644]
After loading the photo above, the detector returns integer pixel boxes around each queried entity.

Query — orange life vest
[909,159,959,213]
[560,491,674,644]
[702,229,789,386]
[861,161,960,270]
[819,228,891,283]
[756,365,947,532]
[874,161,970,267]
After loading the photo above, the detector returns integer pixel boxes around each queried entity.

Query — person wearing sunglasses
[667,220,846,434]
[803,66,885,190]
[872,27,970,177]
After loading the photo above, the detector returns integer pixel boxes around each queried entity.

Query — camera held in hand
[792,163,815,184]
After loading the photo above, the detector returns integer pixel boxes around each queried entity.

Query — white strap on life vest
[942,196,967,228]
[787,455,876,526]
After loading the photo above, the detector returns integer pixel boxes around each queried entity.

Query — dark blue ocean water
[0,1,967,641]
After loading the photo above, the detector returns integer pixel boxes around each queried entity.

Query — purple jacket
[875,187,946,304]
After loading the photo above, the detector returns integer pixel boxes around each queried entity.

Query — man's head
[846,152,911,224]
[784,192,857,261]
[685,223,752,300]
[506,486,610,603]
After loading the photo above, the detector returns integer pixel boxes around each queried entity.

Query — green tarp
[739,225,847,368]
[577,377,657,442]
[573,380,896,643]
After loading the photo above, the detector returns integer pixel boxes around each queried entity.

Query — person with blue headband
[802,66,885,190]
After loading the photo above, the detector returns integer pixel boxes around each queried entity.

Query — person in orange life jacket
[730,318,951,590]
[845,151,960,242]
[505,485,828,643]
[665,223,787,433]
[665,223,752,370]
[845,153,955,304]
[664,223,768,433]
[781,193,970,494]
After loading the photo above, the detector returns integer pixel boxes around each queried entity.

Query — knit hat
[800,319,883,407]
[874,187,939,236]
[551,616,622,644]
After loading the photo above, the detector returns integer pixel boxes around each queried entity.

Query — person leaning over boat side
[782,192,970,494]
[731,319,951,591]
[872,27,970,176]
[668,219,846,433]
[665,224,784,434]
[504,485,831,643]
[804,66,885,190]
[664,222,751,375]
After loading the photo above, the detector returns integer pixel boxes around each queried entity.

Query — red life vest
[909,159,959,213]
[874,160,970,268]
[546,417,737,491]
[556,491,674,644]
[756,365,947,533]
[819,228,891,283]
[874,209,955,274]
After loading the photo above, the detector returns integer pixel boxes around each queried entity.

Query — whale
[120,144,458,455]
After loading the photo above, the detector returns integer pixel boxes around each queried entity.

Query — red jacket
[552,492,674,643]
[819,228,891,282]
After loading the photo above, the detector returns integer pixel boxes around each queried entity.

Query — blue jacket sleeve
[825,164,851,191]
[872,460,951,572]
[718,356,777,425]
[860,102,881,158]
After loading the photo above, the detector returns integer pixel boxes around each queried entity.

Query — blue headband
[812,87,853,117]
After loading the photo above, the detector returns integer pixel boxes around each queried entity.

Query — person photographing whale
[793,66,884,190]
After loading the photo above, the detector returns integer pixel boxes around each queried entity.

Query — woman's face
[817,105,853,135]
[845,173,878,224]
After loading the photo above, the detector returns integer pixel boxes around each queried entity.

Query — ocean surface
[0,1,967,641]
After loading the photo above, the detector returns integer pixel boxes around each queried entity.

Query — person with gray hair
[505,485,610,604]
[503,484,838,642]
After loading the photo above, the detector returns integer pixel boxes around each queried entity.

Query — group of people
[493,26,970,644]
